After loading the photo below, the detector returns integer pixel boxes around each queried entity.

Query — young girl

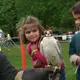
[20,16,47,68]
[20,16,66,80]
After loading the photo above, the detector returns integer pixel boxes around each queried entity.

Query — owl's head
[40,29,53,41]
[44,29,53,37]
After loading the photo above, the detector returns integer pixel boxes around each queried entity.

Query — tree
[0,0,18,36]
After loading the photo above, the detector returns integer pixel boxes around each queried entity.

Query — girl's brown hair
[20,16,45,44]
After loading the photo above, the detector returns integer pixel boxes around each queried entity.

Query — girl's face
[25,27,40,42]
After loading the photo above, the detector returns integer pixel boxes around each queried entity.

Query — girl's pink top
[27,43,47,68]
[27,43,65,69]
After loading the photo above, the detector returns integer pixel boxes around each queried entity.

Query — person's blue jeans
[76,66,80,80]
[59,69,66,80]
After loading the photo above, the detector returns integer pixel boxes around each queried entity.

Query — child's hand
[33,60,42,68]
[76,57,80,65]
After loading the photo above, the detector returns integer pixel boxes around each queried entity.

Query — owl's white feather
[40,32,61,67]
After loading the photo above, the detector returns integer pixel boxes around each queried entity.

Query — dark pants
[76,67,80,80]
[59,69,66,80]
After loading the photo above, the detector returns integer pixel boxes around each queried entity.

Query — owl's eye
[50,31,53,34]
[44,31,47,35]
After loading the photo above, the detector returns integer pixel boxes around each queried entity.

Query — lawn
[61,42,76,80]
[1,42,76,80]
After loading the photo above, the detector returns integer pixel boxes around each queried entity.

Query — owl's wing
[56,40,62,58]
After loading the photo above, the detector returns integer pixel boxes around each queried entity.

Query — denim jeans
[76,66,80,80]
[59,69,66,80]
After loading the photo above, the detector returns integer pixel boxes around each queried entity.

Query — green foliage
[0,0,80,35]
[15,0,80,32]
[0,0,18,36]
[16,17,25,29]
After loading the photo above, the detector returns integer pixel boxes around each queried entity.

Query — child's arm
[32,50,47,68]
[69,36,79,66]
[27,43,47,68]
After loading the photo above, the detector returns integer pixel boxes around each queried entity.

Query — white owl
[40,30,61,68]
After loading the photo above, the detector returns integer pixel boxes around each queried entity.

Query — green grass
[1,42,76,80]
[61,42,76,80]
[1,44,32,68]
